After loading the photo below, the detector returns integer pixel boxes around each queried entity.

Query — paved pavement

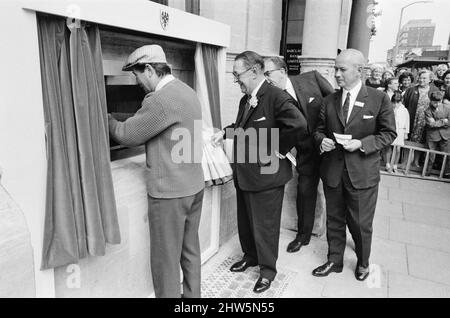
[202,174,450,298]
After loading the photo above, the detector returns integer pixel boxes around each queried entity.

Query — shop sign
[285,44,302,76]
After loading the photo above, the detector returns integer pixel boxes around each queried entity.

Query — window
[99,26,196,161]
[185,0,200,15]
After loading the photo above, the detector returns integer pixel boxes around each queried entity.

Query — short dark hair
[132,63,172,77]
[444,88,450,101]
[399,71,414,84]
[443,70,450,81]
[264,56,287,71]
[385,77,399,89]
[430,90,444,102]
[235,51,264,71]
[391,91,403,104]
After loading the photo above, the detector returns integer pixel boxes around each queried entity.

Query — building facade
[388,19,439,66]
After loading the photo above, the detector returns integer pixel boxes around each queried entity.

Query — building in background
[388,19,442,66]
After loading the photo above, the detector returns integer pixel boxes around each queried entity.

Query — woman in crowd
[381,70,394,88]
[441,70,450,105]
[383,77,399,100]
[383,91,410,173]
[403,70,440,167]
[398,71,415,95]
[433,64,449,89]
[365,64,384,89]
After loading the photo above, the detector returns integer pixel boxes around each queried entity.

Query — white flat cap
[122,45,167,71]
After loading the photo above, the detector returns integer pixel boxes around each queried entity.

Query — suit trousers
[323,168,378,267]
[147,190,204,298]
[296,172,320,243]
[236,185,285,281]
[427,139,450,174]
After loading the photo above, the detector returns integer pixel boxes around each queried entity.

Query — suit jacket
[403,84,440,131]
[425,103,450,141]
[224,80,308,191]
[109,79,205,198]
[314,85,397,189]
[290,71,335,175]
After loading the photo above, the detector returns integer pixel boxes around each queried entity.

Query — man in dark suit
[212,51,307,293]
[264,57,334,253]
[313,49,396,281]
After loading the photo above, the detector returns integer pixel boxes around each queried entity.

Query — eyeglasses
[264,68,282,77]
[232,67,253,82]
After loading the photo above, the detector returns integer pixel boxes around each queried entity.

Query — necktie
[342,92,351,124]
[240,98,251,127]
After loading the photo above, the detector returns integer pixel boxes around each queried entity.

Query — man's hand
[443,118,449,126]
[275,151,286,159]
[343,139,362,152]
[321,138,336,153]
[211,130,225,147]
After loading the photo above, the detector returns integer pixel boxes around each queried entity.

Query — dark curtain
[38,14,120,270]
[151,0,168,5]
[201,44,222,130]
[186,0,200,15]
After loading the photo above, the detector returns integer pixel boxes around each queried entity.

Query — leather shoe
[355,265,370,281]
[253,277,271,293]
[230,260,256,272]
[312,262,343,277]
[287,238,309,253]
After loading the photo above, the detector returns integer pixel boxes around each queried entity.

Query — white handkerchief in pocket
[254,117,266,122]
[363,115,374,120]
[309,97,315,103]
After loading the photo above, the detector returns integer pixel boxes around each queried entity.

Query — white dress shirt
[284,78,298,102]
[251,79,267,98]
[155,74,175,92]
[342,80,362,122]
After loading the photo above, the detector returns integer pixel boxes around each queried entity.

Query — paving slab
[403,203,450,229]
[388,271,450,298]
[378,186,389,201]
[370,237,408,275]
[399,177,450,196]
[380,175,401,189]
[390,218,450,254]
[320,265,388,298]
[375,200,404,219]
[372,214,390,240]
[281,270,325,298]
[406,245,450,286]
[388,187,450,209]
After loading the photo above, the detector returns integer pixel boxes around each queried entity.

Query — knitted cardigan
[109,79,205,198]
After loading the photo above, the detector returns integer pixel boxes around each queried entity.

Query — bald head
[336,49,366,68]
[334,49,366,90]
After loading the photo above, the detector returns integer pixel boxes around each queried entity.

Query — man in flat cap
[108,45,204,298]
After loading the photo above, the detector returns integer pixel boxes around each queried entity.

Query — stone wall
[0,184,35,297]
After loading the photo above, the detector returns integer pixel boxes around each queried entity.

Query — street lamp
[393,0,433,66]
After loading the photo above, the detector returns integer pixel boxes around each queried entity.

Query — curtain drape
[201,45,222,130]
[38,14,120,270]
[194,44,232,186]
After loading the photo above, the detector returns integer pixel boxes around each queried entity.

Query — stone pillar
[347,0,372,59]
[299,0,342,86]
[296,0,345,236]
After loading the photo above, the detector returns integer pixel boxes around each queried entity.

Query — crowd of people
[366,63,450,177]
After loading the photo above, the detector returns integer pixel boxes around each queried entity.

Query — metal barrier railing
[387,143,450,182]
